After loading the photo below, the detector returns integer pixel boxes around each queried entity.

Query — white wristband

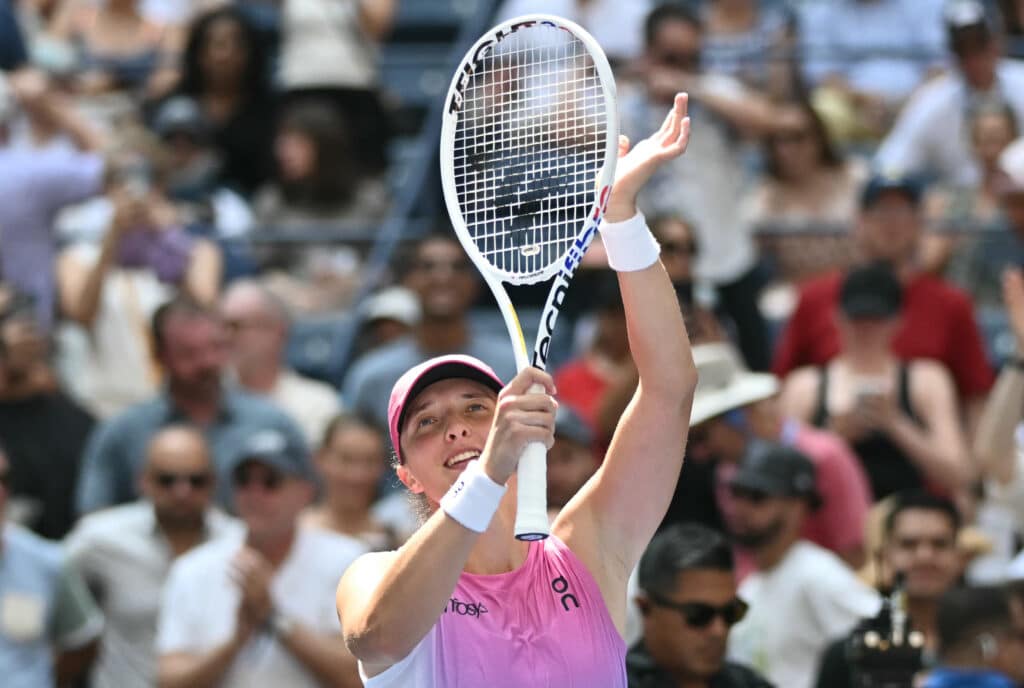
[600,211,660,272]
[440,460,507,533]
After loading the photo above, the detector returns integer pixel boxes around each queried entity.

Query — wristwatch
[269,609,296,638]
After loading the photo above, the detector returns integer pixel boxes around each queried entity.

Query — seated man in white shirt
[65,425,242,688]
[725,441,881,688]
[155,427,367,688]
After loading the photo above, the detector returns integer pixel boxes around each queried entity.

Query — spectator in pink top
[686,343,871,573]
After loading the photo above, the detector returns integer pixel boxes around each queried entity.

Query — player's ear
[396,464,425,494]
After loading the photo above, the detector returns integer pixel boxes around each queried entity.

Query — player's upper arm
[335,551,398,643]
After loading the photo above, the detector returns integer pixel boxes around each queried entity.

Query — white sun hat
[690,342,780,426]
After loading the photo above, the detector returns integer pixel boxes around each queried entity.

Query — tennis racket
[440,15,618,540]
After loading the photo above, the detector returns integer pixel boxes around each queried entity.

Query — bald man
[220,280,341,444]
[65,425,242,688]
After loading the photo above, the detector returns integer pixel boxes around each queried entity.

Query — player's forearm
[343,510,478,665]
[279,627,360,688]
[973,366,1024,484]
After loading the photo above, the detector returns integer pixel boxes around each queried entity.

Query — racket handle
[514,384,551,541]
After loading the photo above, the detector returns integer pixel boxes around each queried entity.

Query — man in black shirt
[0,286,94,537]
[629,523,772,688]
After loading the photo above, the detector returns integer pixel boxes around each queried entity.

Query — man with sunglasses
[725,442,881,688]
[343,233,516,429]
[156,427,366,688]
[629,523,771,688]
[65,425,240,688]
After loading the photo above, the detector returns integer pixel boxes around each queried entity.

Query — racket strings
[452,24,608,278]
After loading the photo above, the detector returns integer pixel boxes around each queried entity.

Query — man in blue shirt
[75,296,308,514]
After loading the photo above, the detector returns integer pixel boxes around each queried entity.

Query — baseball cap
[388,354,504,464]
[363,286,421,327]
[839,261,903,319]
[554,406,593,447]
[153,96,209,141]
[860,172,924,209]
[944,0,994,53]
[729,440,821,509]
[226,427,313,481]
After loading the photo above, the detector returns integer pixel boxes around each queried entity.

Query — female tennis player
[336,94,697,687]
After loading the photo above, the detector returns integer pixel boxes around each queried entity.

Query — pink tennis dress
[359,535,627,687]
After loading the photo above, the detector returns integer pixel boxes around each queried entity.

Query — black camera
[847,575,926,687]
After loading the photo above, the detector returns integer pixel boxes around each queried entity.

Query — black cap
[153,96,210,141]
[729,441,821,508]
[839,261,903,319]
[554,406,593,447]
[945,0,994,53]
[861,172,924,209]
[226,427,313,481]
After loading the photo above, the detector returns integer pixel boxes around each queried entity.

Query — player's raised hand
[605,93,691,222]
[478,368,558,486]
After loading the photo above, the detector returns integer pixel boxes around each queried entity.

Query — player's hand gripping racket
[440,16,618,540]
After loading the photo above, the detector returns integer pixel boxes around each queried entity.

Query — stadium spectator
[921,586,1024,687]
[621,2,788,371]
[771,173,995,417]
[278,0,395,175]
[220,280,340,444]
[741,101,867,284]
[253,102,389,313]
[876,0,1024,187]
[356,285,421,354]
[0,0,27,69]
[798,0,947,143]
[971,269,1024,579]
[0,444,104,688]
[65,425,241,688]
[945,136,1024,310]
[815,491,965,687]
[342,233,516,429]
[700,0,797,101]
[56,127,222,418]
[999,0,1024,57]
[779,262,972,500]
[0,289,94,539]
[47,0,169,95]
[496,0,653,65]
[629,523,771,688]
[301,414,403,551]
[0,67,105,330]
[687,343,871,571]
[546,405,599,519]
[169,5,276,195]
[924,100,1019,282]
[75,296,307,513]
[155,428,366,688]
[725,442,881,688]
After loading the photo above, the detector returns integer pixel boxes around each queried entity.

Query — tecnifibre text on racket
[440,15,618,540]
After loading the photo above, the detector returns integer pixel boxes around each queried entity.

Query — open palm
[605,93,691,222]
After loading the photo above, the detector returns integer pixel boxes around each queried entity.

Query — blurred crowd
[3,0,1024,686]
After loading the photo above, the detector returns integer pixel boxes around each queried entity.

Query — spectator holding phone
[57,128,222,418]
[779,262,972,501]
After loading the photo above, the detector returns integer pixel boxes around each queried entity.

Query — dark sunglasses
[653,51,700,71]
[661,240,697,257]
[729,485,770,504]
[650,593,749,628]
[155,472,211,490]
[233,468,285,491]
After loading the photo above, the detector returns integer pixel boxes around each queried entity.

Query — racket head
[440,15,619,287]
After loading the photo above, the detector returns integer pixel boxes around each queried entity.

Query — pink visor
[387,354,505,464]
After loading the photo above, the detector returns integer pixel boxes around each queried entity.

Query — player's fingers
[503,367,557,396]
[660,94,688,145]
[617,134,630,158]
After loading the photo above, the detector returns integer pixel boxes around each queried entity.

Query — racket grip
[514,441,550,540]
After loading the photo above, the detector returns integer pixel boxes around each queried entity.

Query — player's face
[405,240,477,320]
[317,424,386,511]
[883,508,960,601]
[546,437,597,509]
[397,378,497,504]
[142,428,214,530]
[641,569,739,680]
[159,314,227,395]
[857,192,921,264]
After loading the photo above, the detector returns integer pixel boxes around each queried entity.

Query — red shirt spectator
[772,270,994,400]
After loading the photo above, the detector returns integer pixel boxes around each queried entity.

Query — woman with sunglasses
[629,523,769,688]
[336,95,698,687]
